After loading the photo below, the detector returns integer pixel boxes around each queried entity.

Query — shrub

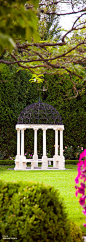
[0,180,80,242]
[64,146,74,160]
[0,151,6,160]
[69,221,84,242]
[0,160,14,165]
[65,160,78,165]
[74,146,84,160]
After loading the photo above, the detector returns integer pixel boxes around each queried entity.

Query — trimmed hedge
[0,160,15,165]
[0,160,78,166]
[0,180,84,242]
[65,160,78,165]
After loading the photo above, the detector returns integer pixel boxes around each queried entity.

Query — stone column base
[58,156,65,170]
[14,155,26,170]
[53,155,59,168]
[53,155,65,169]
[42,156,48,169]
[33,154,38,168]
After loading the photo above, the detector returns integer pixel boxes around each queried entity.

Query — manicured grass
[0,164,86,235]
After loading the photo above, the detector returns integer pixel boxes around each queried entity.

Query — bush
[64,146,74,160]
[69,221,84,242]
[65,160,78,165]
[0,180,83,242]
[0,160,14,165]
[0,151,6,160]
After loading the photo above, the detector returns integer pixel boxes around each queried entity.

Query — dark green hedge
[0,65,86,159]
[0,160,78,165]
[0,180,83,242]
[0,160,15,165]
[65,160,78,165]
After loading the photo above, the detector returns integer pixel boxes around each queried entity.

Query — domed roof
[17,101,63,125]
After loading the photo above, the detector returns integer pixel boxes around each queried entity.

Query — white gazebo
[15,101,65,170]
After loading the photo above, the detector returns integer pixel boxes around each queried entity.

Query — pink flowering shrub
[75,149,86,227]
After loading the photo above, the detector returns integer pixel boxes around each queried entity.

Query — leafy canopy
[0,0,86,98]
[0,0,39,54]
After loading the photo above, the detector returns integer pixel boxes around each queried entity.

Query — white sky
[59,3,85,34]
[60,14,74,30]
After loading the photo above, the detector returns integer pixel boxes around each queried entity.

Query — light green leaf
[0,34,16,55]
[30,74,44,83]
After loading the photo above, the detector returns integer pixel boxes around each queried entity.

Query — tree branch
[41,8,86,16]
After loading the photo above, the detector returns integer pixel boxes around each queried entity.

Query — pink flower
[82,209,86,216]
[75,149,86,227]
[75,185,78,189]
[75,176,79,184]
[82,168,86,173]
[78,186,85,195]
[25,152,27,155]
[79,196,85,206]
[75,190,78,197]
[80,183,85,188]
[79,149,86,161]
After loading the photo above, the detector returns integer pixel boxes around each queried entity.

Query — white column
[60,130,63,156]
[33,128,38,168]
[55,129,58,155]
[34,129,37,155]
[17,129,20,156]
[21,129,24,156]
[43,129,46,156]
[42,128,47,169]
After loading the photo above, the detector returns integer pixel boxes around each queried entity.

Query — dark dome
[17,101,63,125]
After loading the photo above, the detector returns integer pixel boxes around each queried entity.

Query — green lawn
[0,164,86,235]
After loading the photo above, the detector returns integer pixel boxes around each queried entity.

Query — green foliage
[69,221,84,242]
[0,65,42,158]
[0,160,79,165]
[65,160,78,165]
[0,160,14,165]
[64,146,74,160]
[0,34,16,55]
[44,74,86,153]
[38,0,61,41]
[0,180,72,242]
[74,146,84,160]
[0,66,86,159]
[0,0,39,55]
[0,0,85,84]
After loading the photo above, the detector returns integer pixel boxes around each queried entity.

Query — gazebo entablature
[16,123,64,130]
[15,124,65,170]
